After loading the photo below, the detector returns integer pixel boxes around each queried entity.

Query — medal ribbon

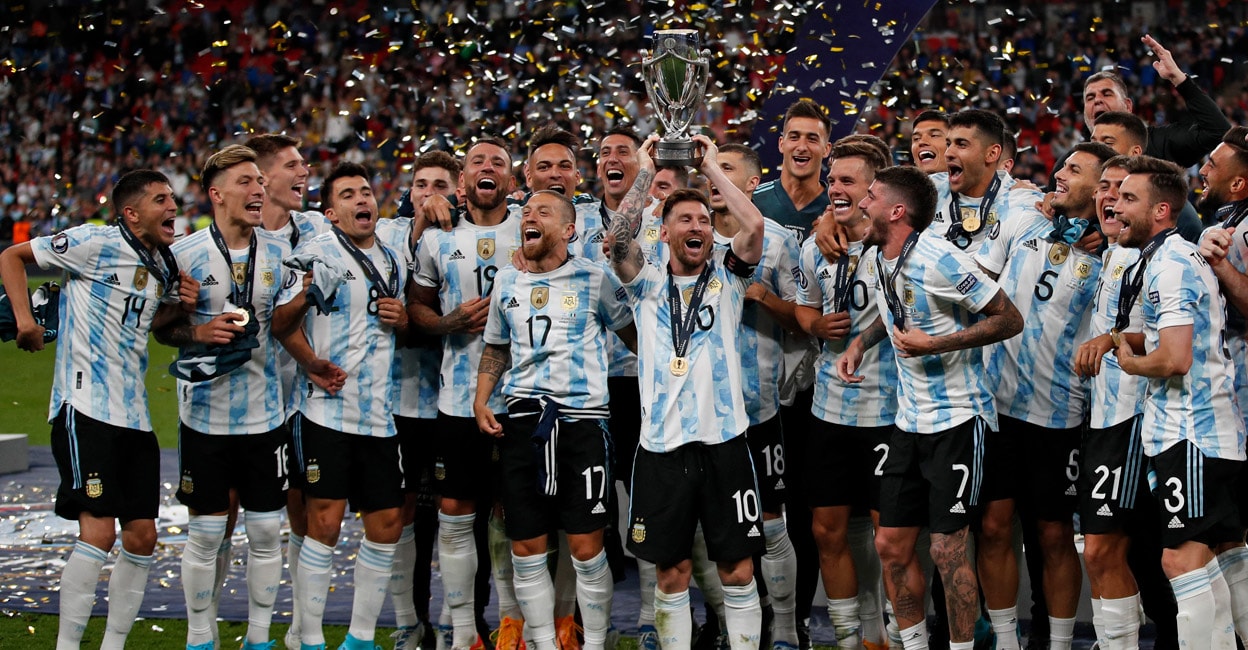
[667,262,714,362]
[876,231,919,330]
[1218,199,1248,230]
[118,220,179,296]
[332,226,399,298]
[208,222,257,309]
[1114,228,1177,333]
[830,252,860,313]
[945,172,1002,248]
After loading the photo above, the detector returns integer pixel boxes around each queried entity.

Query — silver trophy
[641,29,711,167]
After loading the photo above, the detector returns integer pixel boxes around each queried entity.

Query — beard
[862,214,888,249]
[466,182,507,211]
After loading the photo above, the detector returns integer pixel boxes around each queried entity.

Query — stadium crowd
[7,2,1248,650]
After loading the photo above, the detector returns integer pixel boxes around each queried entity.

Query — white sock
[899,621,929,650]
[637,558,658,628]
[347,538,396,642]
[1218,545,1248,645]
[1090,598,1106,647]
[244,510,283,644]
[1207,557,1237,649]
[827,597,862,649]
[57,540,107,649]
[439,511,479,649]
[183,514,228,645]
[298,536,335,646]
[762,518,798,646]
[949,642,974,650]
[691,526,726,622]
[885,598,902,647]
[1101,593,1140,649]
[554,535,577,619]
[100,548,153,649]
[488,514,521,621]
[437,601,453,650]
[573,550,613,650]
[849,517,885,645]
[1048,616,1075,650]
[514,553,557,650]
[287,532,305,640]
[1171,567,1215,649]
[655,589,693,650]
[212,527,232,646]
[987,606,1019,650]
[390,524,419,628]
[723,579,761,650]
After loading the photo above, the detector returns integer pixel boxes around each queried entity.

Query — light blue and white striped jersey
[484,257,632,408]
[375,217,441,419]
[1199,223,1248,431]
[797,239,898,428]
[976,207,1099,429]
[270,209,331,414]
[1138,235,1246,460]
[172,228,290,434]
[277,232,406,437]
[712,218,800,425]
[871,231,1002,434]
[30,225,173,430]
[928,171,1027,256]
[1087,244,1147,429]
[569,197,646,378]
[413,214,521,417]
[625,249,751,452]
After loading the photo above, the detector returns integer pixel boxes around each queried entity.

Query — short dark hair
[912,110,949,128]
[243,133,301,165]
[873,166,938,231]
[600,126,642,148]
[1093,111,1148,151]
[467,135,512,161]
[717,143,762,177]
[112,169,171,212]
[1084,71,1130,101]
[1068,142,1118,168]
[526,189,576,224]
[948,109,1006,148]
[201,144,258,193]
[527,124,581,161]
[1102,155,1133,172]
[321,161,372,211]
[661,187,711,221]
[783,99,832,139]
[1121,155,1187,219]
[1219,126,1248,170]
[1001,131,1017,164]
[413,150,461,178]
[655,164,690,186]
[831,136,890,174]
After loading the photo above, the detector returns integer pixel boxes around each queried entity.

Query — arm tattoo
[930,290,1022,354]
[859,316,888,350]
[479,343,510,381]
[609,168,654,266]
[155,322,195,346]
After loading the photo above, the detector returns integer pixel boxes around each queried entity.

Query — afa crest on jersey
[262,269,276,287]
[561,292,578,311]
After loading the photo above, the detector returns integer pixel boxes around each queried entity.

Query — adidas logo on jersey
[1168,516,1184,529]
[1022,239,1039,252]
[775,478,785,490]
[590,232,606,243]
[747,525,761,538]
[103,273,121,286]
[1097,504,1113,517]
[949,501,966,514]
[201,274,220,286]
[506,297,520,309]
[818,268,831,280]
[343,270,357,280]
[591,502,606,515]
[449,249,466,261]
[1065,484,1077,496]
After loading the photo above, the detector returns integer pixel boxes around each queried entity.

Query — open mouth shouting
[353,209,373,227]
[160,215,177,237]
[245,199,264,219]
[947,159,965,187]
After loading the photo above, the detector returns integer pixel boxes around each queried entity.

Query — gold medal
[961,213,981,233]
[231,307,250,326]
[670,357,688,376]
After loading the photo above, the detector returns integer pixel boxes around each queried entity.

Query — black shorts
[627,435,766,566]
[878,417,985,534]
[608,377,641,485]
[51,405,160,522]
[396,415,438,505]
[498,414,612,540]
[981,416,1082,521]
[293,415,404,512]
[285,413,305,489]
[1079,416,1149,535]
[804,420,892,513]
[746,416,787,513]
[176,423,288,514]
[1150,440,1244,548]
[434,412,501,501]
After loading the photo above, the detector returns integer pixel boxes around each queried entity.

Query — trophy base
[653,140,703,168]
